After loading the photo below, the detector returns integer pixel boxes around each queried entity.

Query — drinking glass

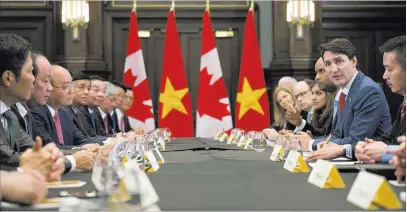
[252,132,266,152]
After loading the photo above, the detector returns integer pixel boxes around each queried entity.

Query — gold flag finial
[206,0,210,11]
[170,0,175,11]
[132,0,137,12]
[250,0,254,9]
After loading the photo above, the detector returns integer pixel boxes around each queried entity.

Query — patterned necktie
[339,92,347,113]
[120,116,125,132]
[54,111,65,145]
[104,116,109,135]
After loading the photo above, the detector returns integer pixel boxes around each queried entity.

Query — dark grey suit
[0,110,33,170]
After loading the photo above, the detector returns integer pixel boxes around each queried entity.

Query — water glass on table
[252,132,266,152]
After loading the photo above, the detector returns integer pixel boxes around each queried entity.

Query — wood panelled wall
[0,0,405,124]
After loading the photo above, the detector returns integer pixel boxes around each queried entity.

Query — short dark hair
[318,38,357,61]
[379,36,406,71]
[72,71,90,81]
[89,75,105,81]
[111,81,128,92]
[0,33,32,80]
[31,51,46,78]
[303,79,313,89]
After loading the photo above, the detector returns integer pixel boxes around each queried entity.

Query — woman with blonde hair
[270,86,297,131]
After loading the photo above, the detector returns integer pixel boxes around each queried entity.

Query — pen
[324,134,332,145]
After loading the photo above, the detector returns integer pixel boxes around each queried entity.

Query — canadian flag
[123,10,155,133]
[196,9,233,137]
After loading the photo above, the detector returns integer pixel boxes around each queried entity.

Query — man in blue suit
[300,38,392,156]
[32,65,100,152]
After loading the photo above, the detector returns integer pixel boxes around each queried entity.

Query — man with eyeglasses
[112,82,133,132]
[32,65,100,153]
[82,76,107,136]
[93,81,117,136]
[110,81,128,133]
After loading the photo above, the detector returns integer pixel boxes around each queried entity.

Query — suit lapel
[339,72,364,134]
[44,106,59,143]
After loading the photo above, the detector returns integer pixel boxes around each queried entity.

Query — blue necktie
[90,112,96,129]
[111,113,117,132]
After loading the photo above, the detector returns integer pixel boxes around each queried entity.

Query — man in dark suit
[353,36,406,163]
[301,38,391,156]
[82,76,107,136]
[67,71,107,143]
[94,81,117,136]
[110,81,126,133]
[32,65,100,151]
[12,53,95,172]
[0,33,64,180]
[113,82,133,132]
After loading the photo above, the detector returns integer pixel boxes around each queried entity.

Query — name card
[237,136,246,147]
[214,131,222,140]
[226,135,235,144]
[270,144,284,162]
[308,159,345,189]
[347,171,402,210]
[219,133,228,142]
[283,150,309,173]
[244,138,253,149]
[154,147,165,164]
[144,151,160,172]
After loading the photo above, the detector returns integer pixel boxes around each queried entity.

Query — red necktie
[339,92,346,113]
[54,111,64,144]
[104,116,109,135]
[401,103,406,120]
[120,116,125,132]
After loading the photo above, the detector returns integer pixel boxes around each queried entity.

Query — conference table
[4,138,407,211]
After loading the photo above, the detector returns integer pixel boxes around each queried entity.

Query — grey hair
[104,81,118,97]
[278,76,298,86]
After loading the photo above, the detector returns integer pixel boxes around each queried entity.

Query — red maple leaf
[197,67,230,120]
[123,70,154,122]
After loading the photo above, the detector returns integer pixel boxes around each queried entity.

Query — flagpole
[206,0,210,13]
[132,0,137,12]
[250,0,254,10]
[170,0,175,11]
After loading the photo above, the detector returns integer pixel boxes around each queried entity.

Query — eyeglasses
[295,90,311,100]
[90,88,106,94]
[74,85,91,91]
[53,83,73,91]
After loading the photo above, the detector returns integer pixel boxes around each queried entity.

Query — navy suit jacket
[312,72,392,150]
[31,105,95,150]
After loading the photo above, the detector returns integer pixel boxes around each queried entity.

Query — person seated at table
[112,82,133,133]
[0,34,65,180]
[82,76,107,136]
[0,169,48,205]
[66,71,107,143]
[31,65,101,152]
[94,81,117,137]
[10,53,95,172]
[296,81,336,137]
[110,81,126,133]
[315,57,336,88]
[306,38,393,160]
[352,36,406,163]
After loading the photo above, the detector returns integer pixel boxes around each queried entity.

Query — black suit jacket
[81,106,108,137]
[31,105,95,150]
[113,109,132,133]
[10,103,34,140]
[93,108,114,136]
[66,106,108,142]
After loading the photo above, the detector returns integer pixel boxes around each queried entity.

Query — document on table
[309,161,355,168]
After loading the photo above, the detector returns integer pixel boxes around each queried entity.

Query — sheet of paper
[309,161,355,168]
[1,197,80,209]
[47,180,86,189]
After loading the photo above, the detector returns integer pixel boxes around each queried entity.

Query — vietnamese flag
[235,8,270,131]
[158,9,194,137]
[123,10,155,133]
